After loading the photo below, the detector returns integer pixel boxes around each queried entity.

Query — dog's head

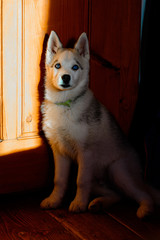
[45,31,90,91]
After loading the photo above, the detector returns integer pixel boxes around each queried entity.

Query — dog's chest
[43,103,88,155]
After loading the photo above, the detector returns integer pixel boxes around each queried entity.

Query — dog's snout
[62,74,71,85]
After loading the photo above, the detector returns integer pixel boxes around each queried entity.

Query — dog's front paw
[40,196,61,210]
[69,198,87,213]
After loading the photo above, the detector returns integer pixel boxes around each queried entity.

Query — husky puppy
[40,31,159,218]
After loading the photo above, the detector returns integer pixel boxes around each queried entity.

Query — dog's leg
[40,151,71,209]
[69,150,93,212]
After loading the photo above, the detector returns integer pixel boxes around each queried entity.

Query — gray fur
[80,98,102,124]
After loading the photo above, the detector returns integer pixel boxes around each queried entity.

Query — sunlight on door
[0,0,51,155]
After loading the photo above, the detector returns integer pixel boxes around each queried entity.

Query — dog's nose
[62,74,71,85]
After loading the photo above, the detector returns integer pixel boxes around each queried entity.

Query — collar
[55,88,87,108]
[55,99,72,107]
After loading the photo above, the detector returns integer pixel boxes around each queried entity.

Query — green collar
[54,88,87,108]
[55,99,72,107]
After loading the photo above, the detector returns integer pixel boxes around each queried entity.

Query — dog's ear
[46,31,63,65]
[74,33,90,60]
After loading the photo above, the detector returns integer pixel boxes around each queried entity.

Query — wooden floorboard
[107,201,160,240]
[47,209,142,240]
[0,193,80,240]
[0,192,159,240]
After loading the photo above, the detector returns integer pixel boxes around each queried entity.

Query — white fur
[46,31,63,65]
[40,31,159,218]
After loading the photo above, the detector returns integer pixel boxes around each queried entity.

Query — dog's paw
[40,197,60,210]
[136,201,153,219]
[88,199,103,212]
[69,198,87,213]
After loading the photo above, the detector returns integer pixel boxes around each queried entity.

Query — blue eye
[72,64,79,71]
[55,63,61,69]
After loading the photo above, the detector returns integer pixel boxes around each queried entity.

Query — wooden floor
[0,191,160,240]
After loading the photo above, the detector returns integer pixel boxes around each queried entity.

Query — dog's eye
[55,63,61,69]
[72,65,79,71]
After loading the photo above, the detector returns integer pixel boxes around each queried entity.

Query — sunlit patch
[0,138,43,156]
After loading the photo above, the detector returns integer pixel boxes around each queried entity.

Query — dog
[40,31,160,218]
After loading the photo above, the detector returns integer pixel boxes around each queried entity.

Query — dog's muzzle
[61,74,71,88]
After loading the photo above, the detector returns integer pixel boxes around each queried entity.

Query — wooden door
[0,0,88,194]
[0,0,141,194]
[0,0,51,193]
[89,0,141,134]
